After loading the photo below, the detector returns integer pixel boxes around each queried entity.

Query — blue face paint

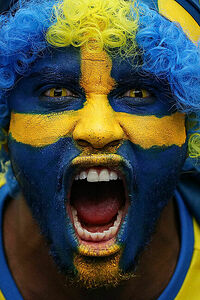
[108,58,187,272]
[8,47,83,114]
[116,142,187,271]
[110,58,176,117]
[8,46,187,279]
[9,136,81,272]
[8,47,83,273]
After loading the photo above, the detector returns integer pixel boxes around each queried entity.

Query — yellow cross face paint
[9,48,186,149]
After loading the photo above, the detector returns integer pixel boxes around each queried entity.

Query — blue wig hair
[136,4,200,159]
[0,0,199,195]
[0,0,56,193]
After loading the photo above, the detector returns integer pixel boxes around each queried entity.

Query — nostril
[106,140,122,148]
[76,139,92,148]
[76,139,123,149]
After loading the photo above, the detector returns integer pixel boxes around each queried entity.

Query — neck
[3,195,180,300]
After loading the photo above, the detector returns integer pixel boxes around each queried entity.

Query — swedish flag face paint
[8,45,187,287]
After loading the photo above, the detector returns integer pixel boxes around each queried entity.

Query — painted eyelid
[43,87,77,97]
[109,88,156,107]
[38,84,83,97]
[122,89,151,98]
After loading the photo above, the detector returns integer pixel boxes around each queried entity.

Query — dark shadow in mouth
[70,180,126,227]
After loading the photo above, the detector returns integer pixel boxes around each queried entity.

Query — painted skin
[8,46,187,286]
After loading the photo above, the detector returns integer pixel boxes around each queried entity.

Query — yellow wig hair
[46,0,138,56]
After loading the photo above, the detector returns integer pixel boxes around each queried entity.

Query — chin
[66,251,136,289]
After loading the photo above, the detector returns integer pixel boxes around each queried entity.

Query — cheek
[116,134,187,271]
[8,137,80,271]
[135,145,187,190]
[116,112,186,148]
[8,137,80,201]
[9,111,79,147]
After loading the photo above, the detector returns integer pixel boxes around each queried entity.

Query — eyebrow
[28,67,80,82]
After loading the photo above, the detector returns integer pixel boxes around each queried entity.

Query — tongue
[73,196,120,225]
[71,182,123,225]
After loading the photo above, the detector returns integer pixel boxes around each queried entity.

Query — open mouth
[67,167,129,255]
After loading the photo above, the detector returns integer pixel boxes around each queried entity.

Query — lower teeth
[71,207,122,242]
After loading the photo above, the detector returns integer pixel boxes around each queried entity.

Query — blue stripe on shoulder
[0,184,23,300]
[158,190,194,300]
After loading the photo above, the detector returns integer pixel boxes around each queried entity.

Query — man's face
[8,46,187,286]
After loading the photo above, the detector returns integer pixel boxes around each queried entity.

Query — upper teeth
[75,168,119,182]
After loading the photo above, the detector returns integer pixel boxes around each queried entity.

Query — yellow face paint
[9,110,78,147]
[116,111,186,148]
[9,108,186,148]
[73,250,133,288]
[9,49,186,149]
[80,48,115,94]
[74,49,186,149]
[72,154,123,167]
[78,243,121,257]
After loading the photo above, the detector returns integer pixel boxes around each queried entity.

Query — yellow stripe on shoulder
[158,0,200,43]
[0,174,6,188]
[175,218,200,299]
[193,218,200,250]
[0,290,6,300]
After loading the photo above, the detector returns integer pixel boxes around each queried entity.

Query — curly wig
[0,0,199,193]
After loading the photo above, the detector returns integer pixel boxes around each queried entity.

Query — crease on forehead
[80,48,115,95]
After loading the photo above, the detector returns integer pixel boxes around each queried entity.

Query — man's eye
[123,89,150,98]
[44,87,76,98]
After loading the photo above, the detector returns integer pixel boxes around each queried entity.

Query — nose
[72,94,124,149]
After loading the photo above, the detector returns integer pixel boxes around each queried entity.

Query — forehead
[31,47,81,78]
[29,46,142,85]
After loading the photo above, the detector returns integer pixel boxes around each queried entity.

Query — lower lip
[67,204,126,254]
[78,237,116,249]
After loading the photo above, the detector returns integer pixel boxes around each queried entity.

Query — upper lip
[71,154,123,168]
[71,154,133,185]
[68,154,133,208]
[63,154,133,201]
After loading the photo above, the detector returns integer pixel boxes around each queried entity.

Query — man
[0,0,199,299]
